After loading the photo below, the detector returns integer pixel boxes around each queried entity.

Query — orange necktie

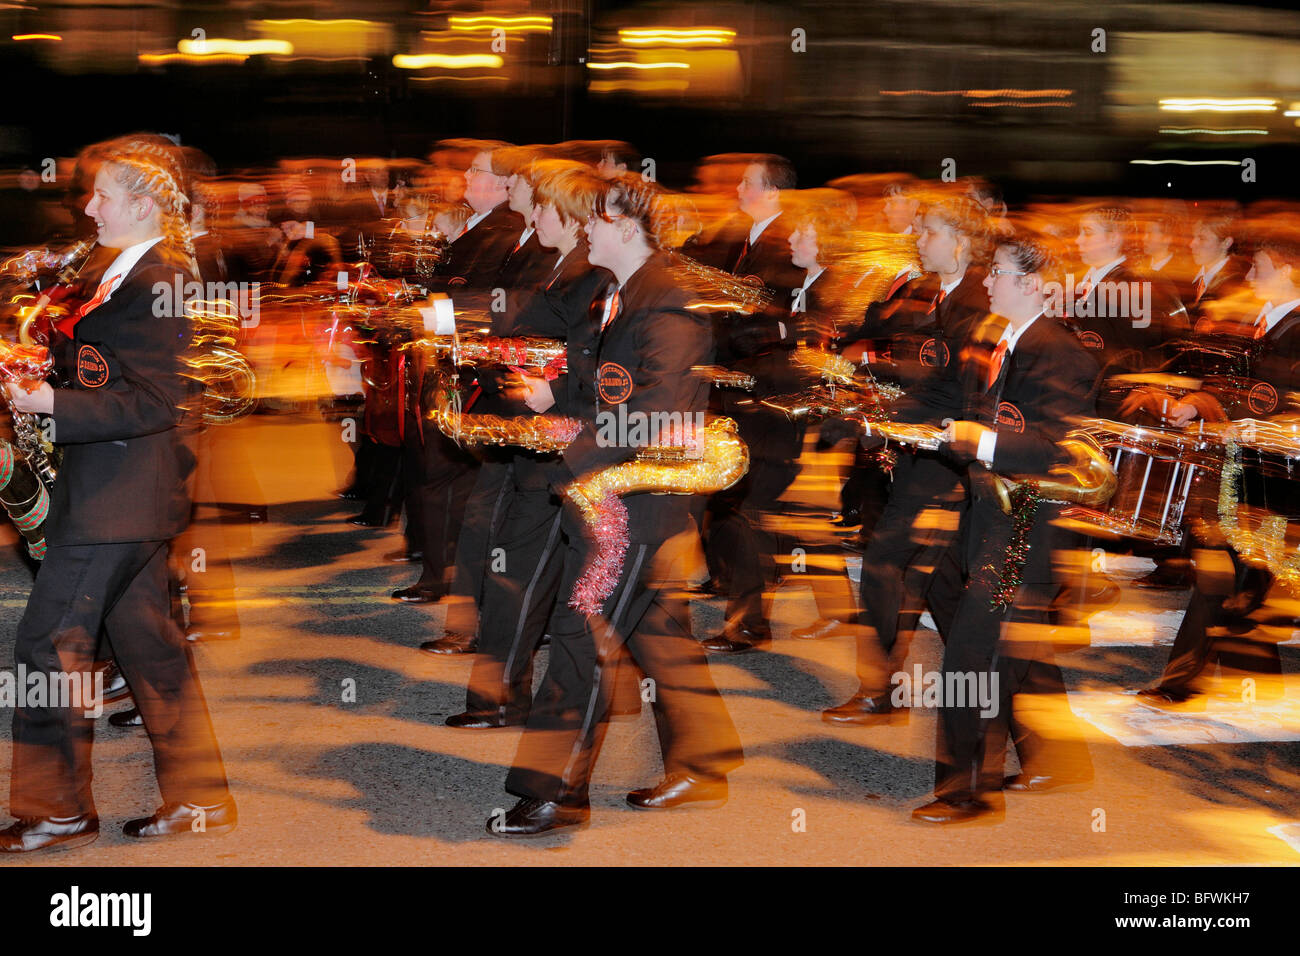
[600,287,622,331]
[57,272,121,337]
[1193,275,1206,304]
[986,339,1008,391]
[1253,308,1269,340]
[885,270,910,300]
[927,288,947,314]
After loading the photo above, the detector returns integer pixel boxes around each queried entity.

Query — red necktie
[927,288,947,314]
[732,236,750,274]
[600,287,622,331]
[1193,275,1206,304]
[57,272,121,337]
[986,340,1008,391]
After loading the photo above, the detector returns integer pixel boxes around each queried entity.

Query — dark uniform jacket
[951,313,1100,584]
[879,267,990,503]
[47,243,200,546]
[431,203,524,292]
[554,251,714,543]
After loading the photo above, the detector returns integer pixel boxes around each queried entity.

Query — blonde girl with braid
[1,134,234,854]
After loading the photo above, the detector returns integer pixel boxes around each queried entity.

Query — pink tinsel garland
[568,491,630,615]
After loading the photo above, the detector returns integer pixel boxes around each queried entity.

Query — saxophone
[424,371,749,613]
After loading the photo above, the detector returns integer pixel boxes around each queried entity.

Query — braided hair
[95,134,197,270]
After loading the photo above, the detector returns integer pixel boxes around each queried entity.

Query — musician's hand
[1167,401,1199,427]
[5,381,53,415]
[521,375,555,413]
[1118,387,1155,419]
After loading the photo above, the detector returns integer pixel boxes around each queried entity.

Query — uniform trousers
[10,540,230,818]
[506,516,743,806]
[467,456,642,720]
[443,454,514,638]
[854,489,964,696]
[932,529,1093,804]
[401,411,478,593]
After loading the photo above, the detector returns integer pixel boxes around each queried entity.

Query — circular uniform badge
[597,362,633,404]
[1247,381,1278,415]
[996,401,1026,433]
[1077,330,1104,350]
[919,337,950,368]
[76,344,109,388]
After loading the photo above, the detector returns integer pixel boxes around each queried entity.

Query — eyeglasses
[989,266,1028,278]
[466,166,499,179]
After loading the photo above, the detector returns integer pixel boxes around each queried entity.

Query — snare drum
[1217,418,1300,572]
[1061,419,1223,546]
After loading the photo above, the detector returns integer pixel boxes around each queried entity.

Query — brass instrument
[691,366,755,391]
[987,429,1118,514]
[563,416,750,615]
[418,332,568,373]
[668,252,772,316]
[6,239,98,348]
[183,300,259,425]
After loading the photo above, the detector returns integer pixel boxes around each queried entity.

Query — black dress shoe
[822,692,896,724]
[108,707,144,728]
[349,514,385,528]
[445,711,525,729]
[392,586,440,604]
[0,814,99,853]
[701,627,771,654]
[689,578,723,596]
[839,538,866,555]
[1003,773,1092,794]
[831,509,863,528]
[247,506,269,522]
[627,772,728,810]
[487,798,589,837]
[97,660,132,705]
[419,630,477,654]
[911,797,1004,825]
[336,488,364,501]
[123,797,237,839]
[384,549,423,563]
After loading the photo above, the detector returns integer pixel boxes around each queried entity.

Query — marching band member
[492,175,742,836]
[824,194,990,724]
[914,232,1098,824]
[1,135,233,852]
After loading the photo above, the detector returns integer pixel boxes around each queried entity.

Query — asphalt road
[0,413,1297,866]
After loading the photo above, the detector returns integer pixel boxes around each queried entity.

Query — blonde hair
[96,135,196,266]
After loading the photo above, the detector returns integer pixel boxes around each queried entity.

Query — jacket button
[582,348,591,355]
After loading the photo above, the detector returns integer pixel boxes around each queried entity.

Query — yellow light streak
[178,38,293,56]
[587,61,689,70]
[392,53,503,69]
